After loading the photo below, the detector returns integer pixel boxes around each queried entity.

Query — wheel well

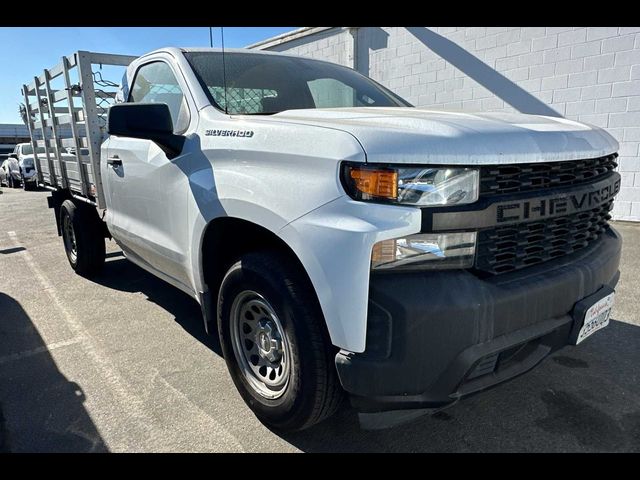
[49,189,73,236]
[201,217,317,330]
[48,189,109,238]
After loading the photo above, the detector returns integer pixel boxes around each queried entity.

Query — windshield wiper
[234,112,279,116]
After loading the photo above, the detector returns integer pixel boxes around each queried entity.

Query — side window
[129,61,190,134]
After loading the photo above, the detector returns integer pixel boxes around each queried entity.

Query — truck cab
[24,48,622,431]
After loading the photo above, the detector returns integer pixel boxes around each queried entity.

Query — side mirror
[8,153,17,159]
[107,103,185,159]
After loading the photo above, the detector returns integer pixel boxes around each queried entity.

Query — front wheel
[217,251,343,431]
[60,199,106,277]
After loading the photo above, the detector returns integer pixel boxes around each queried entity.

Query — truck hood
[269,107,619,165]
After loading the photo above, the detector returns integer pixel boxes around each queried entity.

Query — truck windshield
[184,51,412,115]
[21,145,45,155]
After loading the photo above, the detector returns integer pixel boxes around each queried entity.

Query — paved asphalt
[0,186,639,452]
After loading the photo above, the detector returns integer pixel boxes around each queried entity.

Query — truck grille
[480,154,618,197]
[475,200,613,275]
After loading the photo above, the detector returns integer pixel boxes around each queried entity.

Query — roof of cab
[137,46,305,60]
[130,46,345,74]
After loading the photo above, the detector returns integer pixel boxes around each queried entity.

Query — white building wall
[267,27,353,66]
[255,26,640,221]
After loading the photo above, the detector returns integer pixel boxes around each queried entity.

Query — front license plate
[575,292,615,345]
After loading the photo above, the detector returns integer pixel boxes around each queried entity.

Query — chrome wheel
[230,290,291,399]
[62,211,78,263]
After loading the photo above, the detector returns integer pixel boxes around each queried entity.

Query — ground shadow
[406,27,561,117]
[89,253,222,356]
[0,293,108,452]
[0,247,26,255]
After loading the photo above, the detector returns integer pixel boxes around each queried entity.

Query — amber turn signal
[349,167,398,200]
[371,239,397,266]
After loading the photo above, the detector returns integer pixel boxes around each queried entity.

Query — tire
[60,199,106,277]
[217,251,343,431]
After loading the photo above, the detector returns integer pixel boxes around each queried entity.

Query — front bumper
[335,226,622,412]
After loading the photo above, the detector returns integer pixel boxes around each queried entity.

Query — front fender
[279,196,421,352]
[188,198,291,295]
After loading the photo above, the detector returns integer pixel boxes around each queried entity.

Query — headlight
[371,232,477,270]
[342,163,479,206]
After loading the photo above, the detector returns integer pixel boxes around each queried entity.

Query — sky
[0,27,297,124]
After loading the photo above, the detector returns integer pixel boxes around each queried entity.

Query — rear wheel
[60,199,105,277]
[217,251,343,431]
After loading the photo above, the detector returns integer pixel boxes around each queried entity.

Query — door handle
[106,155,122,167]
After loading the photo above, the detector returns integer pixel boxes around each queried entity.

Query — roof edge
[246,27,336,50]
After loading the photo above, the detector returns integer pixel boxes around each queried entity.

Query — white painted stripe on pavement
[0,337,83,365]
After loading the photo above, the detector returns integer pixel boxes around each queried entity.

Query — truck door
[103,59,194,290]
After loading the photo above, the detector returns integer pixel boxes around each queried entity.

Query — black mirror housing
[107,103,185,158]
[9,153,17,159]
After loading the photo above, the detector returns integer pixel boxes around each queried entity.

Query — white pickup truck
[23,48,622,431]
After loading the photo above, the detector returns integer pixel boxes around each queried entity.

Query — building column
[348,27,359,72]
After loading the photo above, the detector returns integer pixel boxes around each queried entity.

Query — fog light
[371,232,477,270]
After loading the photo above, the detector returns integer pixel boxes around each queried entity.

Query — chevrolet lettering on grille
[431,172,621,231]
[496,177,621,224]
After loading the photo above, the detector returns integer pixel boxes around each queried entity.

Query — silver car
[0,157,22,188]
